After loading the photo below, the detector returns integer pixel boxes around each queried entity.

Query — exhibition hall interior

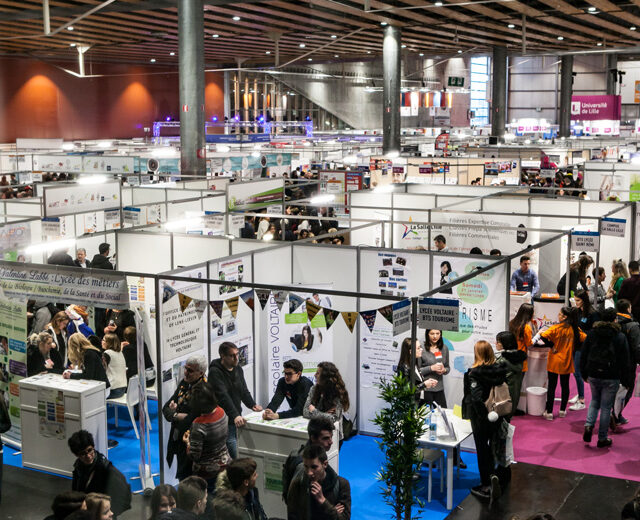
[2,1,640,519]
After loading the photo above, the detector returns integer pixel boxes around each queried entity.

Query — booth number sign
[447,77,464,87]
[570,231,600,252]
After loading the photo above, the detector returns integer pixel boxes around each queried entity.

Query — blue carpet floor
[6,402,476,517]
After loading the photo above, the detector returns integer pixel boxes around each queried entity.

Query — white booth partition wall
[583,161,640,201]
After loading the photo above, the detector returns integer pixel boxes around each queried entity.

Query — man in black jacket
[263,358,313,421]
[68,430,131,517]
[90,243,114,270]
[581,308,631,448]
[208,341,262,458]
[616,299,640,424]
[158,476,208,520]
[47,248,76,267]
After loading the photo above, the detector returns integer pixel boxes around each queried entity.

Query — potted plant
[374,372,428,520]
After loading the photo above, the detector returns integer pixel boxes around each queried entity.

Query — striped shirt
[189,407,230,479]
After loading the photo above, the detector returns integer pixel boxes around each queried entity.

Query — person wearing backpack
[616,299,640,425]
[580,308,631,448]
[495,331,527,419]
[462,340,509,504]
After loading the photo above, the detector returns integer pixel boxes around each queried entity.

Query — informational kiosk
[238,412,340,519]
[19,373,107,477]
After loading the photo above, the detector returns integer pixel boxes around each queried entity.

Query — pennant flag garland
[178,293,193,312]
[240,290,255,311]
[161,284,177,303]
[194,300,207,318]
[323,308,340,329]
[341,311,359,333]
[306,299,321,322]
[210,300,224,320]
[225,296,239,318]
[255,289,271,310]
[360,309,377,333]
[272,290,287,312]
[378,304,393,325]
[288,293,305,315]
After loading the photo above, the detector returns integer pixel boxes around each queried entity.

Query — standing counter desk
[238,412,340,519]
[19,373,107,476]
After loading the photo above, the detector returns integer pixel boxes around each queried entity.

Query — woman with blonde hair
[462,340,509,504]
[83,492,113,520]
[63,333,109,391]
[101,333,127,399]
[606,259,629,305]
[27,331,63,376]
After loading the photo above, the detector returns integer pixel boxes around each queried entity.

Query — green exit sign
[447,76,464,87]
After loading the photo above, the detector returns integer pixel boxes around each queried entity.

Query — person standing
[420,329,450,408]
[534,307,586,420]
[617,260,640,322]
[588,267,607,313]
[606,260,629,306]
[216,458,268,520]
[47,248,76,267]
[581,309,631,448]
[462,341,509,504]
[162,356,207,481]
[616,299,640,425]
[509,303,534,375]
[45,311,70,366]
[509,256,540,296]
[157,476,208,520]
[495,331,527,421]
[208,342,262,459]
[262,359,313,420]
[91,242,113,336]
[396,338,438,406]
[74,248,91,268]
[433,234,448,252]
[101,334,127,399]
[287,445,351,520]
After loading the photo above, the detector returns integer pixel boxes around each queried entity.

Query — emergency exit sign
[447,76,464,87]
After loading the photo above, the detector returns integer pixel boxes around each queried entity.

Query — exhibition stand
[19,373,107,476]
[238,412,340,519]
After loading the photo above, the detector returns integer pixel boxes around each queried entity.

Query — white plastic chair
[107,375,152,439]
[420,448,444,503]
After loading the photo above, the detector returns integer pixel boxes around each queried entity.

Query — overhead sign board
[418,297,460,331]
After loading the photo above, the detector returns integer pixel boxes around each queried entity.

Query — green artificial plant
[373,372,428,520]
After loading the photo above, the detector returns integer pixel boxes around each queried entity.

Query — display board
[43,181,121,217]
[32,155,83,172]
[0,221,32,261]
[227,178,284,211]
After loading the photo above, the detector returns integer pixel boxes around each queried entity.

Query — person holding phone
[421,329,450,407]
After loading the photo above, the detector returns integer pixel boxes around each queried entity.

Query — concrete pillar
[559,55,574,138]
[491,46,507,140]
[178,0,205,176]
[606,54,618,95]
[383,25,401,154]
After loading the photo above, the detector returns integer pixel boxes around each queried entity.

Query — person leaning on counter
[263,358,313,421]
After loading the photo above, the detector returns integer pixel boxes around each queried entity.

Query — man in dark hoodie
[208,341,262,458]
[616,299,640,424]
[581,308,631,448]
[90,243,113,335]
[495,331,527,422]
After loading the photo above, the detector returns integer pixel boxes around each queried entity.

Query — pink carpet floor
[511,378,640,482]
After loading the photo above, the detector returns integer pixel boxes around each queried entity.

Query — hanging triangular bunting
[341,311,359,333]
[225,296,239,318]
[162,284,177,303]
[360,309,377,333]
[288,293,305,314]
[273,290,287,312]
[240,290,255,311]
[210,300,224,320]
[306,299,321,322]
[378,304,393,325]
[178,293,193,312]
[256,289,271,310]
[323,308,340,329]
[194,299,207,318]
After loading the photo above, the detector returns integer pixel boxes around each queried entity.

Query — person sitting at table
[262,359,313,421]
[303,362,350,446]
[396,337,438,406]
[63,333,110,391]
[101,333,127,399]
[462,340,509,504]
[27,331,64,376]
[510,256,540,296]
[68,430,131,516]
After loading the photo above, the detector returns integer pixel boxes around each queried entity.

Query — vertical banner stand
[130,311,157,493]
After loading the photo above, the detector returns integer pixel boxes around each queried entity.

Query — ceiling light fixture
[299,43,305,48]
[419,53,424,56]
[458,49,463,53]
[435,1,443,6]
[170,51,175,56]
[232,16,240,21]
[331,34,337,38]
[334,54,339,57]
[597,42,603,46]
[70,43,76,47]
[380,22,388,26]
[401,44,407,48]
[588,6,596,12]
[212,34,219,38]
[150,58,156,63]
[632,26,637,31]
[67,26,74,31]
[307,58,312,61]
[507,23,515,29]
[557,36,564,40]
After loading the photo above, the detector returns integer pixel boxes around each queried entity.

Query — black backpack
[282,444,305,503]
[587,336,616,377]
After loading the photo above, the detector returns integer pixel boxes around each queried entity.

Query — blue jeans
[573,350,584,399]
[585,378,619,440]
[226,422,238,459]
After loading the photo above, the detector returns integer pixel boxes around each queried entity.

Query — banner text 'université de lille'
[0,265,129,308]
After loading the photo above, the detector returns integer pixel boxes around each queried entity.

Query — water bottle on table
[429,410,438,441]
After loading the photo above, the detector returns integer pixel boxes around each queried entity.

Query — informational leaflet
[123,206,142,226]
[0,297,27,445]
[360,317,397,387]
[37,387,65,439]
[376,252,409,298]
[203,212,225,236]
[104,209,121,230]
[161,286,205,362]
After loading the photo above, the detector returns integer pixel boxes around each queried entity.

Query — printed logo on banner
[418,297,460,332]
[392,300,411,336]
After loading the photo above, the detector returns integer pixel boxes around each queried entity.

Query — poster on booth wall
[84,212,98,234]
[147,205,162,225]
[265,287,333,402]
[41,218,62,241]
[161,282,205,363]
[431,255,506,378]
[0,222,31,262]
[0,297,27,446]
[37,387,65,439]
[104,209,121,230]
[359,314,397,387]
[376,252,410,298]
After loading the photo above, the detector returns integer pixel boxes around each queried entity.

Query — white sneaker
[569,401,586,411]
[542,412,554,421]
[568,394,579,404]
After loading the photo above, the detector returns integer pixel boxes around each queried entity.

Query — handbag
[485,382,512,417]
[0,392,12,434]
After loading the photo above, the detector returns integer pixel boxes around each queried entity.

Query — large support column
[178,0,205,177]
[383,25,401,154]
[491,46,507,141]
[559,55,574,138]
[606,54,618,95]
